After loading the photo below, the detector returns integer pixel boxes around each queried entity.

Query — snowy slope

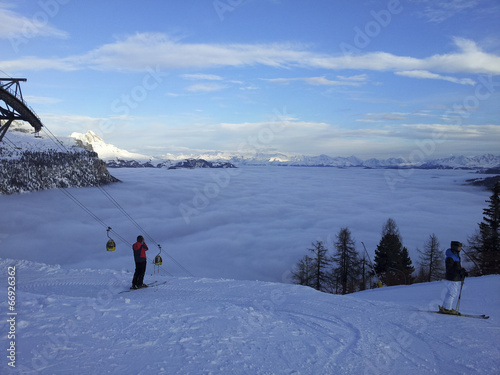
[2,123,84,157]
[1,259,498,375]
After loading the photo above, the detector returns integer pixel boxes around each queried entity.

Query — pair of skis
[420,309,489,319]
[119,280,167,294]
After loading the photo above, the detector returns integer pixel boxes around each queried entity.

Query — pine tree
[417,233,444,282]
[468,182,500,275]
[292,241,331,292]
[309,241,330,291]
[291,255,314,287]
[331,227,360,294]
[374,218,402,285]
[400,246,415,284]
[374,218,415,285]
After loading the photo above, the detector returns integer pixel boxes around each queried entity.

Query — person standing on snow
[440,241,468,314]
[131,235,149,289]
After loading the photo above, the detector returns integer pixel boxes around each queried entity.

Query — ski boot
[439,305,460,315]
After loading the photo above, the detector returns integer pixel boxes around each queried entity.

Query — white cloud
[0,57,76,72]
[336,74,368,81]
[314,38,500,75]
[75,33,312,71]
[395,70,476,85]
[4,33,498,76]
[412,0,480,23]
[127,116,500,157]
[219,119,330,133]
[186,83,228,92]
[401,123,500,140]
[181,73,244,93]
[0,4,69,40]
[182,73,224,81]
[23,95,61,104]
[40,113,109,134]
[266,76,365,86]
[357,112,409,122]
[424,37,500,74]
[36,109,500,159]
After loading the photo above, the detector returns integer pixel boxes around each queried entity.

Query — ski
[457,313,489,319]
[419,310,489,319]
[147,280,167,287]
[119,280,167,294]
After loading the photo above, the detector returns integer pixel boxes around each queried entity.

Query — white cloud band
[2,34,499,76]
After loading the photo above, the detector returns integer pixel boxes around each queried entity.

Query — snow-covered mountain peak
[70,131,151,161]
[72,130,104,144]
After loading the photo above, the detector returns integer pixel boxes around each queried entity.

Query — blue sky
[1,0,499,159]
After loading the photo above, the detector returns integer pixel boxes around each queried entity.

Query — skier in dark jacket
[439,241,467,314]
[131,235,149,289]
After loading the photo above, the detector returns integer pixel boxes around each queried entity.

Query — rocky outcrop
[167,159,236,169]
[0,148,119,194]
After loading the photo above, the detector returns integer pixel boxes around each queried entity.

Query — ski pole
[461,249,481,275]
[456,279,464,312]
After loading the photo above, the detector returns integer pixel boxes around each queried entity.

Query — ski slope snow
[0,259,498,374]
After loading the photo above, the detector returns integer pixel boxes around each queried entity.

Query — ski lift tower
[0,78,43,142]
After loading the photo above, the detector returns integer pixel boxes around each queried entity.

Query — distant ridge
[71,130,236,169]
[221,153,500,170]
[71,131,500,170]
[70,131,500,170]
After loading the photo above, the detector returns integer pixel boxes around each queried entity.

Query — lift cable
[5,129,193,277]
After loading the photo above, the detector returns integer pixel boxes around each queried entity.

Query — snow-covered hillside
[0,259,498,374]
[2,123,84,156]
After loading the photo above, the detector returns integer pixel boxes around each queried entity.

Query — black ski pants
[132,261,147,287]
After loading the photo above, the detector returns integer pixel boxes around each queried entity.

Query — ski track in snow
[0,259,499,374]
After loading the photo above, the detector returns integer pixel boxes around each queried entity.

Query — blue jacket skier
[440,241,467,314]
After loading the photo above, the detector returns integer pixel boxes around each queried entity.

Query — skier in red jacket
[131,235,148,289]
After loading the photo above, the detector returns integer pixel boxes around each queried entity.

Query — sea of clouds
[0,166,490,282]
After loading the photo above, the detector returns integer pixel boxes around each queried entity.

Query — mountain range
[71,130,500,170]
